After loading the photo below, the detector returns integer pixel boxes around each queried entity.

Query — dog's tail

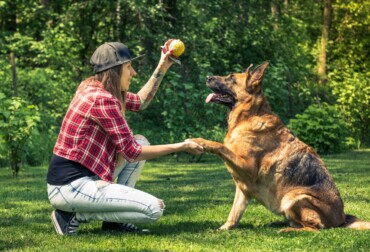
[341,214,370,230]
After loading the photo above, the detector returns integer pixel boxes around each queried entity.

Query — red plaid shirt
[53,79,142,182]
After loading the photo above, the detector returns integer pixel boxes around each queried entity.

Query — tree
[0,94,40,176]
[318,0,332,83]
[328,1,370,147]
[1,0,369,170]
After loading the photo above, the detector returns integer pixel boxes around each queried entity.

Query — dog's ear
[246,62,268,94]
[250,62,269,85]
[245,64,253,76]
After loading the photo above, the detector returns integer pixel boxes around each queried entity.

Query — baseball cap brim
[130,54,145,62]
[113,53,145,66]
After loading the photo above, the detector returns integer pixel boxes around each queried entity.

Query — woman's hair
[94,64,127,115]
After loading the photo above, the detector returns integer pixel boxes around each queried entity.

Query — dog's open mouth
[206,93,233,104]
[205,92,235,108]
[205,76,236,108]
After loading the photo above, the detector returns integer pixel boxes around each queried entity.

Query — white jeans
[47,135,164,224]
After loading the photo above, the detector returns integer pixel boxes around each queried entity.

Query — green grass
[1,150,369,252]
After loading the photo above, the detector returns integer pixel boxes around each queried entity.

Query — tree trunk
[318,0,332,83]
[10,52,18,97]
[284,0,289,8]
[271,3,279,31]
[283,0,289,13]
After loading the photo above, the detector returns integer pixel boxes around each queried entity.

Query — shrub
[329,71,370,148]
[24,129,56,166]
[0,93,40,176]
[287,103,347,154]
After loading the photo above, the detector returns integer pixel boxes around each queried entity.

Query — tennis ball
[169,39,185,58]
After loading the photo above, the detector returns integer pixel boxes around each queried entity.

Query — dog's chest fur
[223,120,285,212]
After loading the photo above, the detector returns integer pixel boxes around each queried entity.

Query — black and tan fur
[191,62,370,232]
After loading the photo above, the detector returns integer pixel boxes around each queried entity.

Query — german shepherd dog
[191,62,370,232]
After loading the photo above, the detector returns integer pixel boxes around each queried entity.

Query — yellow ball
[169,39,185,58]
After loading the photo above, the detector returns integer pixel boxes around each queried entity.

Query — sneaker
[102,221,151,234]
[51,209,80,235]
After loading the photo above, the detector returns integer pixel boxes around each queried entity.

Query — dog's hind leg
[219,185,249,230]
[280,200,324,232]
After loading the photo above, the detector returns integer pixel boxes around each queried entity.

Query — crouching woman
[46,41,203,235]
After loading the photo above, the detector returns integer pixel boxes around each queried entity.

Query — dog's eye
[226,74,234,81]
[225,74,235,84]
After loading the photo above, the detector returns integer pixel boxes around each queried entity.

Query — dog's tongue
[206,93,215,103]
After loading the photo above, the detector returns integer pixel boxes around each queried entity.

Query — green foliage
[24,129,56,166]
[263,62,301,123]
[329,71,370,148]
[326,0,370,148]
[0,93,40,176]
[329,1,370,74]
[1,0,370,168]
[288,103,347,154]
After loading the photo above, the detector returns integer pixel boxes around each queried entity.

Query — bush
[0,93,40,176]
[24,129,56,166]
[329,71,370,148]
[287,103,348,154]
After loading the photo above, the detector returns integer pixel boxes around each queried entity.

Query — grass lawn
[1,150,369,252]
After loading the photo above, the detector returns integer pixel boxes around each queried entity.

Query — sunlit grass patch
[0,150,369,251]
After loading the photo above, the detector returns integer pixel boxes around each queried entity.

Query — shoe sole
[140,229,151,234]
[51,210,64,235]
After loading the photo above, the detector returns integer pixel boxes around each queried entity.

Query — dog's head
[205,62,269,109]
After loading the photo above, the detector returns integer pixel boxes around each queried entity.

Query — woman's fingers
[185,140,205,155]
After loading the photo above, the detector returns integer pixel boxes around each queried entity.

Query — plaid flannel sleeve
[91,96,142,162]
[125,92,141,112]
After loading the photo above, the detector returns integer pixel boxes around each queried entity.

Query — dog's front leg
[219,185,249,230]
[190,138,254,173]
[188,138,224,154]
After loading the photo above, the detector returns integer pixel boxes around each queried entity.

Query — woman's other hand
[183,139,205,155]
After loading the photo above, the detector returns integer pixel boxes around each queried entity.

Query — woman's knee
[134,134,150,146]
[148,199,165,222]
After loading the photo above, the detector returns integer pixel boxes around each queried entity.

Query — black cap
[90,42,144,73]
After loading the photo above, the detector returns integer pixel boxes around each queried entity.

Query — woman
[47,41,204,235]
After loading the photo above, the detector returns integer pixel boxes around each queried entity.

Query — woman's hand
[157,40,175,72]
[183,139,205,155]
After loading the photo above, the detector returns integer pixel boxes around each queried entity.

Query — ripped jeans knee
[148,199,165,222]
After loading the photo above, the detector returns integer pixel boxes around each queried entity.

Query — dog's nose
[206,76,214,82]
